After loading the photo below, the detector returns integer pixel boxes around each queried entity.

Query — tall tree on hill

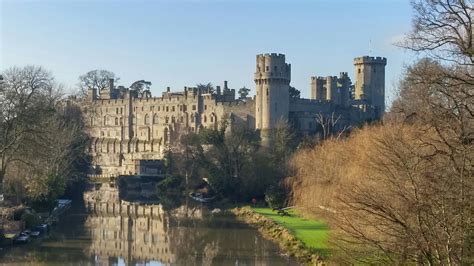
[77,70,118,98]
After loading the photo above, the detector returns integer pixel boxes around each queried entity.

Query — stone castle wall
[76,53,386,176]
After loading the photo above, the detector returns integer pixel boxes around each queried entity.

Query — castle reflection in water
[84,183,176,265]
[82,183,291,266]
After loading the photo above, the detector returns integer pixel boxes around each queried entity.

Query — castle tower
[354,56,387,118]
[338,72,351,106]
[326,76,338,103]
[255,53,291,133]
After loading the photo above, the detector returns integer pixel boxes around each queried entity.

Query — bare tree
[77,70,118,98]
[315,112,350,140]
[400,0,473,65]
[0,66,56,195]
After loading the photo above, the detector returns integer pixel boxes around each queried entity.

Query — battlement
[353,56,387,65]
[310,76,337,81]
[257,53,286,59]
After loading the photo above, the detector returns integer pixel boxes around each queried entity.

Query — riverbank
[231,206,328,265]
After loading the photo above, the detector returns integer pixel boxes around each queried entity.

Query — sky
[1,0,418,105]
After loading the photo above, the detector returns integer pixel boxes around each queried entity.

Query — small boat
[56,199,72,209]
[35,224,49,233]
[29,231,41,237]
[189,192,215,203]
[14,234,30,244]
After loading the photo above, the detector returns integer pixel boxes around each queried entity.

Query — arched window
[145,114,150,125]
[103,116,107,126]
[153,114,159,124]
[119,117,123,125]
[115,117,118,125]
[203,115,207,123]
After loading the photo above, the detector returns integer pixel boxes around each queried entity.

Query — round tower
[353,56,387,118]
[254,53,291,132]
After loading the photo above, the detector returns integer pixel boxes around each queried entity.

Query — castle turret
[310,77,325,100]
[87,87,98,101]
[354,56,387,118]
[338,72,351,106]
[255,53,291,133]
[326,76,338,103]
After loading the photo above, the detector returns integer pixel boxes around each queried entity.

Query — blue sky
[1,0,417,104]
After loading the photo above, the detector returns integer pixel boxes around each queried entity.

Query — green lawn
[252,207,330,254]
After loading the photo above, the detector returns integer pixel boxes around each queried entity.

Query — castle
[78,53,386,176]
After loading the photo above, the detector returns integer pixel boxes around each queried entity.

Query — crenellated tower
[254,53,291,133]
[354,56,387,118]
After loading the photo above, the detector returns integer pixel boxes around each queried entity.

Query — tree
[77,70,118,98]
[400,0,473,65]
[314,112,350,140]
[196,83,214,94]
[238,86,250,100]
[1,66,89,203]
[289,86,300,99]
[0,66,56,195]
[130,80,152,97]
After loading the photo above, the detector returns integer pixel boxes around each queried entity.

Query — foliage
[0,66,89,204]
[21,211,40,229]
[130,80,152,97]
[264,185,286,209]
[174,120,297,201]
[196,82,214,94]
[156,175,183,193]
[289,86,300,98]
[238,86,250,100]
[77,69,118,98]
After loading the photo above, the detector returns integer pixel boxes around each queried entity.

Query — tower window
[266,88,269,96]
[358,69,361,74]
[266,66,269,71]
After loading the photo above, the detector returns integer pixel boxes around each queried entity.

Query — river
[0,182,298,265]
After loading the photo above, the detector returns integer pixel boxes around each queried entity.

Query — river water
[0,183,298,265]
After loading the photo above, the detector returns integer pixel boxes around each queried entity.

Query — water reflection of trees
[83,184,291,265]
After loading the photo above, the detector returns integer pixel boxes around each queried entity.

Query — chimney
[109,78,114,90]
[224,80,228,90]
[216,86,221,95]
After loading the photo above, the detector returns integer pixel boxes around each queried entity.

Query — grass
[252,207,329,254]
